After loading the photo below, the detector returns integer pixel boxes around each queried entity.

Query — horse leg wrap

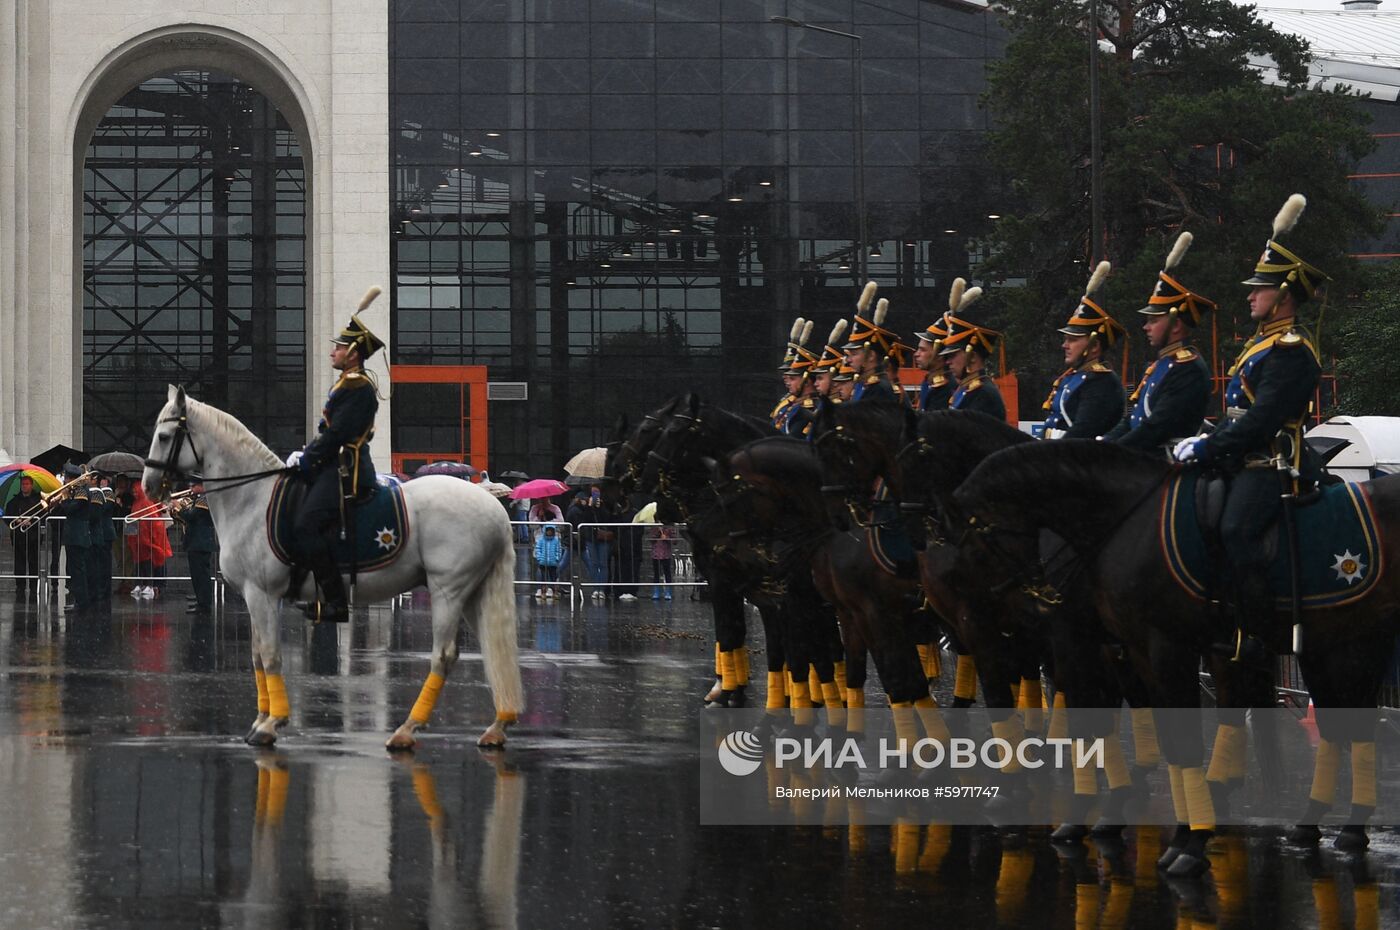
[1182,766,1216,831]
[1310,739,1340,806]
[995,849,1034,924]
[894,820,920,874]
[919,824,952,874]
[845,688,865,733]
[821,681,845,710]
[1355,882,1380,930]
[789,681,814,726]
[255,669,270,716]
[989,717,1023,773]
[734,646,750,686]
[1019,678,1043,733]
[833,660,848,695]
[265,674,289,719]
[916,696,951,745]
[1129,708,1161,767]
[1352,741,1377,808]
[1048,692,1069,742]
[714,642,722,676]
[410,672,445,725]
[1207,723,1245,784]
[255,767,270,825]
[266,766,289,825]
[1167,764,1189,824]
[495,710,518,725]
[412,766,444,821]
[1072,744,1098,797]
[720,651,739,692]
[953,656,977,705]
[890,701,918,751]
[766,672,788,710]
[1074,883,1101,930]
[1101,881,1133,929]
[807,666,823,706]
[917,644,937,681]
[1103,722,1131,791]
[1312,880,1341,930]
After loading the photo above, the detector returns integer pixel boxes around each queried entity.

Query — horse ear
[613,413,630,440]
[174,385,187,409]
[902,405,919,443]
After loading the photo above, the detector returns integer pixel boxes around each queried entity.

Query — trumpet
[10,471,98,532]
[124,487,199,524]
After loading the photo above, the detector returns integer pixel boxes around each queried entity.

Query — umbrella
[479,480,513,499]
[414,461,478,479]
[498,469,531,482]
[563,446,608,479]
[88,450,147,477]
[508,478,568,500]
[31,444,88,475]
[0,465,61,505]
[633,501,658,524]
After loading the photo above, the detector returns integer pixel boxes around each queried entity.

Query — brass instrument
[124,487,199,524]
[10,471,98,533]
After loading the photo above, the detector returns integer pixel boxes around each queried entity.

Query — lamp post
[771,15,866,280]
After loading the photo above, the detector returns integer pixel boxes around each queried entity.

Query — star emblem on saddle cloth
[375,527,398,552]
[1331,550,1365,585]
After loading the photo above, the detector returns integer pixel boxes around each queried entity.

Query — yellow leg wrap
[1020,678,1043,733]
[495,711,518,724]
[990,717,1023,774]
[410,672,445,725]
[255,766,270,825]
[734,646,750,685]
[915,695,951,745]
[265,673,289,719]
[890,701,918,751]
[1129,708,1161,767]
[720,651,739,691]
[1352,741,1377,808]
[1103,724,1131,790]
[1206,723,1244,784]
[1072,744,1098,797]
[807,666,823,704]
[1075,882,1101,930]
[714,641,722,676]
[821,681,844,710]
[412,767,444,820]
[954,655,977,702]
[847,814,866,854]
[845,687,865,733]
[1135,827,1161,887]
[266,766,289,825]
[919,823,952,874]
[1182,766,1215,832]
[1213,836,1246,921]
[894,820,919,874]
[1048,691,1069,742]
[995,848,1034,924]
[789,681,814,726]
[1355,882,1380,930]
[916,643,936,681]
[1312,880,1341,930]
[766,672,788,710]
[1100,880,1133,930]
[1167,765,1189,823]
[1310,739,1340,806]
[846,687,865,708]
[833,660,848,695]
[255,669,270,716]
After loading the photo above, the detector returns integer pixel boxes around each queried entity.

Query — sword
[1277,454,1303,655]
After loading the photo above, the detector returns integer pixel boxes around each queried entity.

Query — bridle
[813,424,882,528]
[143,410,290,500]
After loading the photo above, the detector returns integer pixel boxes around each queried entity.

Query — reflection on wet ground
[1,591,1398,928]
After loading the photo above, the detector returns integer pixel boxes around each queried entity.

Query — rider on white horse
[286,311,384,622]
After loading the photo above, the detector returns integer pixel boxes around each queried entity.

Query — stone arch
[67,24,319,445]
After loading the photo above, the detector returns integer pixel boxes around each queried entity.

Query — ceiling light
[944,228,957,234]
[758,180,772,187]
[469,149,483,156]
[869,243,883,258]
[668,228,682,233]
[987,213,1001,219]
[599,262,611,268]
[727,196,743,202]
[486,131,501,138]
[696,213,713,219]
[838,262,850,270]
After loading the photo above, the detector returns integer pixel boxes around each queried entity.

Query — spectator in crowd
[56,473,92,611]
[5,475,42,600]
[175,483,216,616]
[533,524,563,599]
[126,482,172,599]
[113,475,134,593]
[91,484,116,604]
[613,501,644,602]
[650,525,676,601]
[567,487,612,600]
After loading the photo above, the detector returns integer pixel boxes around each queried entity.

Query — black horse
[955,439,1385,862]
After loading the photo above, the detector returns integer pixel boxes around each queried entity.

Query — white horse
[142,385,523,749]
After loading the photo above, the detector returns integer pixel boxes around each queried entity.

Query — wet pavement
[2,583,1399,929]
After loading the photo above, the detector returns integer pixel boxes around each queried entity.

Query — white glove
[1172,437,1201,463]
[285,450,304,468]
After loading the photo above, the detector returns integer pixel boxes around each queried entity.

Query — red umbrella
[508,478,568,500]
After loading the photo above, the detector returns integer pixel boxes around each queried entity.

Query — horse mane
[185,397,284,469]
[920,411,1032,482]
[955,439,1174,543]
[730,435,821,484]
[833,399,913,443]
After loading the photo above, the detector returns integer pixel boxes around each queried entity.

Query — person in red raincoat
[126,482,173,599]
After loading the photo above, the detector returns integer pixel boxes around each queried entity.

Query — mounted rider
[1042,261,1126,439]
[1105,231,1214,453]
[913,278,981,412]
[811,319,849,407]
[1173,194,1327,663]
[787,319,850,440]
[780,321,823,439]
[843,282,906,404]
[287,290,385,622]
[770,317,807,431]
[940,311,1006,420]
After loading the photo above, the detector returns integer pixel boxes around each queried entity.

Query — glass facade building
[390,0,1007,475]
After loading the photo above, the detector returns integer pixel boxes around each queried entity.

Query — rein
[144,413,291,499]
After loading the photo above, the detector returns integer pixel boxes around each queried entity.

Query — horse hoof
[1335,827,1369,852]
[385,734,417,752]
[1286,824,1323,846]
[246,729,277,747]
[477,734,507,750]
[1166,852,1210,879]
[1051,823,1089,845]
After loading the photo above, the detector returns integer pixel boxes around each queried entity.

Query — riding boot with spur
[303,552,350,623]
[1214,570,1271,667]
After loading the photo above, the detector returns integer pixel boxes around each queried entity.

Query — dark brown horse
[956,440,1395,860]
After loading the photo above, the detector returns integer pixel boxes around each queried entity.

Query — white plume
[789,317,805,342]
[827,319,848,346]
[948,277,967,314]
[857,281,879,313]
[874,297,889,327]
[1272,193,1307,238]
[1164,231,1193,271]
[799,320,814,347]
[957,286,983,312]
[357,285,383,311]
[1085,260,1111,297]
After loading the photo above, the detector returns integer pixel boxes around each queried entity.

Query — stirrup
[304,599,350,624]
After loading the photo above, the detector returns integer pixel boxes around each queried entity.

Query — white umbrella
[564,446,608,479]
[479,480,513,499]
[633,501,658,524]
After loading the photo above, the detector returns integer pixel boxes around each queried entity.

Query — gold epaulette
[1173,347,1199,362]
[930,373,949,387]
[333,370,373,390]
[769,396,794,420]
[863,373,880,386]
[801,397,816,409]
[1277,331,1303,347]
[1085,361,1113,373]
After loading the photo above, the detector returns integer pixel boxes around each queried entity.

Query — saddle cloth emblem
[266,475,411,571]
[1160,474,1383,610]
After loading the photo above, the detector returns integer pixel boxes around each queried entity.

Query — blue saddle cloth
[266,475,411,571]
[867,482,918,578]
[1161,473,1383,610]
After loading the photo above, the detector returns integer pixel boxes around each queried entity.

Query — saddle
[1162,472,1382,610]
[266,475,411,574]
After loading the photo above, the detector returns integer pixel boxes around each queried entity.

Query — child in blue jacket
[533,524,563,599]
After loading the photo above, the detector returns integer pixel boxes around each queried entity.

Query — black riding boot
[1215,569,1271,666]
[304,552,350,623]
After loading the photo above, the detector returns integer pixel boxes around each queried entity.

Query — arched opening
[81,68,306,452]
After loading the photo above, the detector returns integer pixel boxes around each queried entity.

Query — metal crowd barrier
[508,520,706,613]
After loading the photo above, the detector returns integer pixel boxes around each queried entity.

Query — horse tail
[477,538,524,719]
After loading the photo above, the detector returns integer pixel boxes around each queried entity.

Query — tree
[1334,263,1400,417]
[981,0,1379,417]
